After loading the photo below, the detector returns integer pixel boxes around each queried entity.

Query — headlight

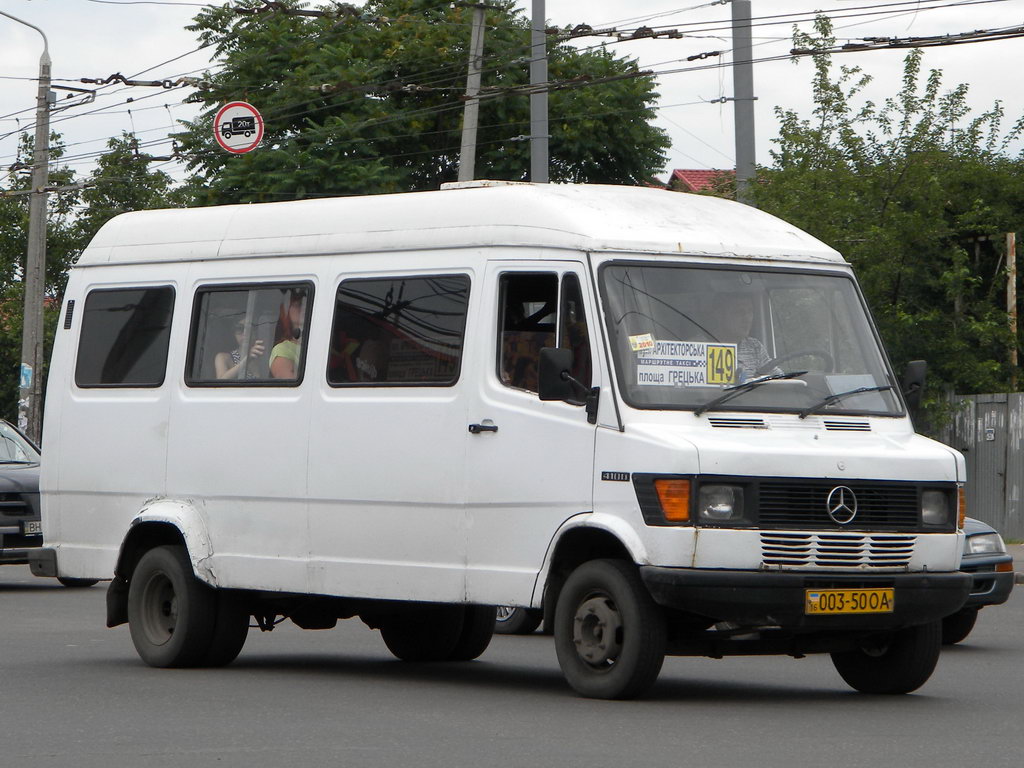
[965,532,1006,555]
[921,490,952,527]
[698,485,745,523]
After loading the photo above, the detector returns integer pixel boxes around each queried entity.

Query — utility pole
[1,11,51,443]
[1009,232,1018,391]
[458,3,489,182]
[530,0,549,183]
[731,0,756,205]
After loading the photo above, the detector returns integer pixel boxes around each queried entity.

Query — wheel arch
[534,514,646,630]
[106,499,215,628]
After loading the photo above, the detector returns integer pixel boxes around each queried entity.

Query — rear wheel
[831,621,942,694]
[553,559,666,700]
[449,605,497,661]
[941,607,979,645]
[380,605,465,662]
[201,592,250,667]
[494,606,543,635]
[57,576,99,588]
[127,545,217,668]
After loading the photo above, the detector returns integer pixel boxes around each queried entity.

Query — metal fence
[937,393,1024,541]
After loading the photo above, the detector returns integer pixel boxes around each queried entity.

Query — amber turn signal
[654,478,691,522]
[958,487,967,530]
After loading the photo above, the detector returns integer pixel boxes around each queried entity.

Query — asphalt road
[2,564,1021,768]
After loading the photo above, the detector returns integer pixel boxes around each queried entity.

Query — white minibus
[32,182,970,699]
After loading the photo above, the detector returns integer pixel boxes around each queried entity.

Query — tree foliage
[0,133,186,422]
[749,18,1024,417]
[176,0,669,202]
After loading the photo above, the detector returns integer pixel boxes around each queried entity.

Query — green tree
[73,133,193,265]
[176,0,669,202]
[749,18,1024,418]
[0,132,187,422]
[0,133,80,423]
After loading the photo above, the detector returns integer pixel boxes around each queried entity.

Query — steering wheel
[757,349,834,375]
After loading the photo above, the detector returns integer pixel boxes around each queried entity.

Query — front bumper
[961,560,1015,608]
[640,567,972,630]
[27,546,57,577]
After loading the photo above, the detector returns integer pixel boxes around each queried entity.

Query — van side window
[327,275,470,386]
[75,287,175,388]
[499,272,591,395]
[559,273,593,394]
[498,274,558,392]
[186,284,312,386]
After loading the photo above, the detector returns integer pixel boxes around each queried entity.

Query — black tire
[831,621,942,694]
[553,559,666,700]
[449,605,497,661]
[941,607,979,645]
[494,606,543,635]
[380,605,465,662]
[201,592,250,667]
[127,545,217,668]
[57,576,99,588]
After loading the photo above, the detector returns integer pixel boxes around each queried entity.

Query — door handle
[468,423,499,434]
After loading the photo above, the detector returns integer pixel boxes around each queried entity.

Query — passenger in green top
[270,291,307,379]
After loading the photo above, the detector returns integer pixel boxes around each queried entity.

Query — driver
[719,294,781,383]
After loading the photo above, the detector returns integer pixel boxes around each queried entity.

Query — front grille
[758,481,920,530]
[761,532,914,569]
[0,493,30,517]
[823,419,871,432]
[708,417,767,429]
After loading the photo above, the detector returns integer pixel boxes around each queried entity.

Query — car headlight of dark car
[964,531,1006,556]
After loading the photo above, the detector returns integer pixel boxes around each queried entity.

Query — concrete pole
[731,0,756,205]
[1009,232,1018,391]
[457,4,487,182]
[530,0,549,183]
[1,11,51,443]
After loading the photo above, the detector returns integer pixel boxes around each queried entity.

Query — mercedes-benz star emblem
[826,485,858,524]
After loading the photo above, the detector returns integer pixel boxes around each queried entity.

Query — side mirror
[902,360,927,417]
[538,347,574,401]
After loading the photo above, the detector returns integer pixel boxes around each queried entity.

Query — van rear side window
[75,287,175,388]
[186,284,312,385]
[327,275,470,386]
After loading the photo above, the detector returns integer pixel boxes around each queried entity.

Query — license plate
[22,520,42,535]
[805,588,894,615]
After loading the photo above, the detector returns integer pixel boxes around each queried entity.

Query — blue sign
[19,363,32,389]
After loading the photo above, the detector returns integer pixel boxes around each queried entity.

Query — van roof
[77,182,844,267]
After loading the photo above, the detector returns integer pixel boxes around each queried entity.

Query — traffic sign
[213,102,264,154]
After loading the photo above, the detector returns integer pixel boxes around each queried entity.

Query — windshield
[0,420,39,462]
[600,263,902,416]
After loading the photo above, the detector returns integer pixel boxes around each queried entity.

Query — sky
[1,0,1023,191]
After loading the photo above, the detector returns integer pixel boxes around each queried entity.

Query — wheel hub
[140,572,177,647]
[572,595,623,667]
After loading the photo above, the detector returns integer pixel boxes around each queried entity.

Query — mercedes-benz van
[32,182,970,698]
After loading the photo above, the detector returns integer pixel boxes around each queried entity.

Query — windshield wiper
[694,370,808,417]
[0,459,35,465]
[798,385,893,419]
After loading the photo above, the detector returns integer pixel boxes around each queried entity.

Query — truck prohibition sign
[213,102,264,154]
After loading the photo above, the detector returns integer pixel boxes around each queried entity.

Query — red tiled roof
[670,168,734,192]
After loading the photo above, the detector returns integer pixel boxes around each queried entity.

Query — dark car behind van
[0,420,95,587]
[0,420,42,565]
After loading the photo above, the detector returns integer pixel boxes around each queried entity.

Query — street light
[0,11,51,443]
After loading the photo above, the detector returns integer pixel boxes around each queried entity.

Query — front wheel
[127,545,217,668]
[553,559,666,700]
[941,607,979,645]
[831,621,942,694]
